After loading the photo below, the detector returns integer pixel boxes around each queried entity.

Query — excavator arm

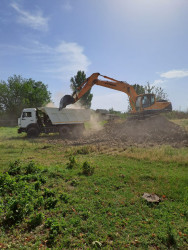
[59,73,138,111]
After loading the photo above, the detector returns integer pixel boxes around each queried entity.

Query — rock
[142,193,161,203]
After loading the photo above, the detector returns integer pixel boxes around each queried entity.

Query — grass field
[0,127,188,249]
[171,119,188,132]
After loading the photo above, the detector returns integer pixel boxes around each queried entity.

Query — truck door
[21,111,35,128]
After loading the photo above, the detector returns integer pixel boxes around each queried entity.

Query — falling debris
[142,193,161,203]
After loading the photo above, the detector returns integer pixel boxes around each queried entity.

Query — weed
[45,219,61,247]
[82,161,95,176]
[8,160,21,176]
[43,188,55,198]
[24,161,40,174]
[76,146,91,155]
[166,225,177,248]
[70,179,79,186]
[27,213,44,230]
[0,160,58,229]
[66,156,77,169]
[59,192,69,203]
[34,181,41,191]
[44,197,58,209]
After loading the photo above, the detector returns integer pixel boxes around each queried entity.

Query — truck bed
[39,107,90,125]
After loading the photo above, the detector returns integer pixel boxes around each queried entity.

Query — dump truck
[18,107,90,138]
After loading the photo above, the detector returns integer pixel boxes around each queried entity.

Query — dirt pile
[73,115,188,147]
[47,115,188,147]
[105,115,188,144]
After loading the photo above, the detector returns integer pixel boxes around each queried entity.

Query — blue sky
[0,0,188,111]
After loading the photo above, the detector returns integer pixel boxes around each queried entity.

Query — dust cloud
[66,102,85,109]
[88,112,103,131]
[66,102,103,131]
[45,102,56,108]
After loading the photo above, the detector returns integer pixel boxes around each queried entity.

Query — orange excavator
[59,73,172,116]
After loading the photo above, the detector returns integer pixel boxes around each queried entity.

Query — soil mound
[104,115,188,146]
[49,115,188,147]
[74,115,188,147]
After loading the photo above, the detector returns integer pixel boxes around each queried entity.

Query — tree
[70,71,93,108]
[132,84,145,95]
[144,82,168,101]
[0,75,51,117]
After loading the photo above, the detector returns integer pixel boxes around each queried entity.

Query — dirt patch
[49,115,188,148]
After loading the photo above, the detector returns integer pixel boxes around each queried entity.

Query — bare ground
[48,115,188,148]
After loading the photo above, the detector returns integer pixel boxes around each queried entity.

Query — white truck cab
[18,108,37,129]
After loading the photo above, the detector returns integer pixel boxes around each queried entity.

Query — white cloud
[32,41,91,79]
[160,70,188,79]
[0,40,91,80]
[10,3,49,31]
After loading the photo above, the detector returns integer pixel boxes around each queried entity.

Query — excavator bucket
[59,95,75,110]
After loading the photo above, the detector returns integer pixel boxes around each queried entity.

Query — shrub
[82,161,95,176]
[66,156,77,169]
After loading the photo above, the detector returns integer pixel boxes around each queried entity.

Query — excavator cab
[135,94,155,111]
[135,94,172,114]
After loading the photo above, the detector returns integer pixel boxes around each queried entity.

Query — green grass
[0,127,188,249]
[171,119,188,132]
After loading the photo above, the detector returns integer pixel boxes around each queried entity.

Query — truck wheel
[59,126,71,138]
[27,127,39,138]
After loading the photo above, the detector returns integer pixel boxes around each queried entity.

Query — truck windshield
[22,112,32,118]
